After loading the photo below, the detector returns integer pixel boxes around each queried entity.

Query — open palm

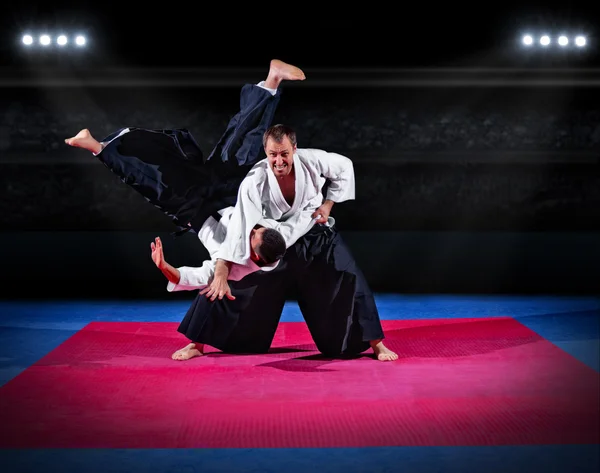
[150,236,164,268]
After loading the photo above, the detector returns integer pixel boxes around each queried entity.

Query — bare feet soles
[265,59,306,89]
[370,340,399,362]
[65,128,103,154]
[172,342,204,361]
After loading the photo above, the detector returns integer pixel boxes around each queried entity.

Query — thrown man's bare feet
[64,128,104,154]
[264,59,306,90]
[172,342,205,361]
[370,339,398,362]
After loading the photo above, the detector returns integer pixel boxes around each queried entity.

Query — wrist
[159,261,171,273]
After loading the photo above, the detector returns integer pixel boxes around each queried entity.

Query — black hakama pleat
[179,225,385,356]
[94,83,280,232]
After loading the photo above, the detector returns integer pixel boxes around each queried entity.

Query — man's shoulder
[296,148,326,161]
[239,160,269,187]
[297,147,327,157]
[246,160,269,177]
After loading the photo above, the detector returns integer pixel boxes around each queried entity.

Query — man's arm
[166,262,217,292]
[158,260,181,285]
[151,236,181,285]
[214,169,266,265]
[150,236,217,292]
[306,149,356,204]
[311,199,335,224]
[257,209,318,248]
[302,149,355,223]
[199,259,236,301]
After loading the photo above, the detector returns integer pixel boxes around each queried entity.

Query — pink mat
[0,318,598,448]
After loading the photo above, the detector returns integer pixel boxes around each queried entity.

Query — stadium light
[19,31,88,50]
[518,31,588,50]
[522,34,533,46]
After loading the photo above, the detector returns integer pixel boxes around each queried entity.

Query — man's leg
[175,263,290,357]
[64,128,105,154]
[63,60,305,232]
[207,59,305,167]
[291,226,399,361]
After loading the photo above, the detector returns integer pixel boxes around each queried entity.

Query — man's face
[249,227,266,263]
[265,136,295,178]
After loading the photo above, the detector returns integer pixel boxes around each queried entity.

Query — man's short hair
[256,228,286,264]
[263,124,297,148]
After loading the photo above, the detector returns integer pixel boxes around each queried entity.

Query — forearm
[322,199,335,211]
[214,259,232,280]
[158,261,181,285]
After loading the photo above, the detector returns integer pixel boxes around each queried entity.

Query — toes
[377,352,398,361]
[172,351,183,360]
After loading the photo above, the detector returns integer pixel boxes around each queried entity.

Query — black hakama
[94,83,281,233]
[180,224,385,356]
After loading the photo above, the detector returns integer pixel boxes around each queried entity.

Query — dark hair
[256,228,286,264]
[263,124,297,149]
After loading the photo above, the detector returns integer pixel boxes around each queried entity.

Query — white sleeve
[196,216,222,260]
[256,81,277,96]
[214,170,265,265]
[306,149,355,203]
[166,262,215,292]
[258,209,317,248]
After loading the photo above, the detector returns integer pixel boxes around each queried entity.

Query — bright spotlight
[558,35,569,46]
[39,34,51,46]
[575,35,586,47]
[56,35,68,46]
[539,35,551,46]
[75,35,86,46]
[22,34,33,45]
[522,34,533,45]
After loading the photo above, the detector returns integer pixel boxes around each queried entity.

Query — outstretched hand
[150,237,165,268]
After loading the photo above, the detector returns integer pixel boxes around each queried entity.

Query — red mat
[0,318,598,448]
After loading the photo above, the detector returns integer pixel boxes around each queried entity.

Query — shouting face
[265,135,295,178]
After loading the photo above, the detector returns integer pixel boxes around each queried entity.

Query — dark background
[1,3,599,298]
[1,3,599,69]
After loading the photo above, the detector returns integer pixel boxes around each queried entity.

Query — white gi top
[167,207,280,292]
[214,148,356,266]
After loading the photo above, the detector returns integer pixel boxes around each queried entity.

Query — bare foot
[370,340,398,362]
[264,59,306,89]
[171,342,204,361]
[65,128,103,154]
